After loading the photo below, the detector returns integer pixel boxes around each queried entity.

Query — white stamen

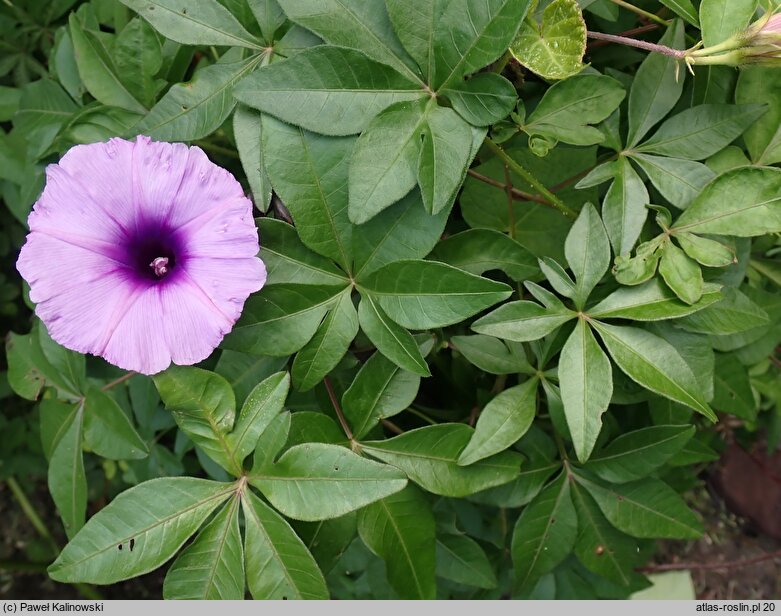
[150,257,169,277]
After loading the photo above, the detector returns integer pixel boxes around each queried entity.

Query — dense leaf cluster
[2,0,781,601]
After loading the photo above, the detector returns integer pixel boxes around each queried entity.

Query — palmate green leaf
[525,75,624,148]
[286,412,347,447]
[48,478,234,583]
[358,485,436,600]
[585,425,695,484]
[677,286,769,335]
[242,490,329,600]
[436,533,497,589]
[295,513,357,576]
[234,46,425,136]
[215,352,288,409]
[458,378,538,465]
[69,14,146,114]
[560,320,613,463]
[602,156,649,257]
[589,279,722,321]
[651,323,716,401]
[163,497,244,600]
[259,219,349,286]
[626,20,685,147]
[278,0,421,83]
[113,17,164,108]
[442,73,517,126]
[431,229,539,282]
[735,67,781,165]
[6,327,81,401]
[251,412,292,472]
[227,372,290,465]
[511,473,577,591]
[250,443,407,521]
[538,257,576,298]
[223,284,344,356]
[384,0,443,82]
[131,51,261,141]
[358,295,430,376]
[570,483,641,587]
[13,80,78,159]
[261,116,354,271]
[359,260,512,329]
[565,203,610,308]
[363,424,522,497]
[472,300,575,342]
[83,387,148,461]
[342,351,422,439]
[659,0,699,26]
[292,289,359,391]
[636,104,766,160]
[234,104,272,212]
[469,460,561,508]
[418,106,473,215]
[154,367,238,474]
[0,86,21,121]
[676,233,735,268]
[353,189,450,279]
[577,475,703,539]
[510,0,586,80]
[49,403,86,540]
[659,242,704,305]
[450,335,533,375]
[713,353,757,420]
[40,399,78,461]
[592,322,716,421]
[699,0,757,47]
[672,167,781,237]
[434,0,530,89]
[348,99,428,223]
[120,0,263,48]
[629,154,714,209]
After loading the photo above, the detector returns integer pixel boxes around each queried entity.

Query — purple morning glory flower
[17,136,266,375]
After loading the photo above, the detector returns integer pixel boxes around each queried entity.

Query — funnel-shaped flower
[17,136,266,375]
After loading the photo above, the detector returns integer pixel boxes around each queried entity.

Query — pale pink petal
[28,163,130,250]
[180,196,259,259]
[131,137,191,224]
[16,232,134,355]
[158,275,234,367]
[184,256,267,323]
[101,286,171,375]
[165,145,247,228]
[50,138,138,234]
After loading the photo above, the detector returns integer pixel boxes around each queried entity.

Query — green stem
[6,477,59,555]
[610,0,669,26]
[6,477,104,600]
[492,49,512,73]
[586,30,686,58]
[406,407,437,426]
[484,138,578,220]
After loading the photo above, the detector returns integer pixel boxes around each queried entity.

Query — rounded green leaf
[509,0,586,80]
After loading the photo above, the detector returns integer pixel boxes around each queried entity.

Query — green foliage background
[1,0,781,600]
